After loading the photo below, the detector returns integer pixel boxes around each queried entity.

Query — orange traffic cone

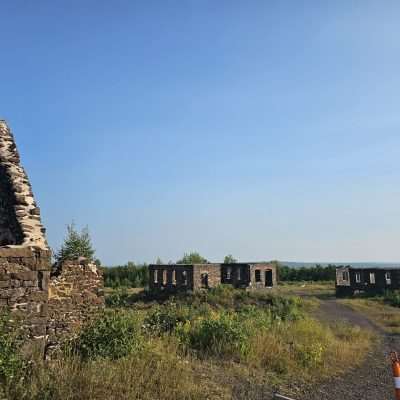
[391,352,400,399]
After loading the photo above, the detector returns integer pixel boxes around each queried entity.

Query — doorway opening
[201,273,209,289]
[265,270,273,287]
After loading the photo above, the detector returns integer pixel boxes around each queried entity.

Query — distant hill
[280,261,400,269]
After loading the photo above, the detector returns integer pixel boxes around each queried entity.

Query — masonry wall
[0,120,104,359]
[149,265,194,292]
[46,260,104,356]
[221,264,251,288]
[192,264,221,290]
[0,163,25,246]
[0,247,51,356]
[249,263,277,289]
[0,121,48,249]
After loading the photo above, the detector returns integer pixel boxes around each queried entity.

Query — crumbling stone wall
[192,264,221,290]
[46,259,104,355]
[0,120,51,356]
[0,120,104,358]
[149,262,278,292]
[249,263,277,289]
[149,264,194,292]
[0,247,51,355]
[0,121,48,248]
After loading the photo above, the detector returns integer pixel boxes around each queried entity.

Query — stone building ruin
[0,120,104,357]
[149,262,277,292]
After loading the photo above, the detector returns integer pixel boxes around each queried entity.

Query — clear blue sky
[1,1,399,265]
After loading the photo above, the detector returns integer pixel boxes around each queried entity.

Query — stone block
[11,271,37,281]
[0,280,10,288]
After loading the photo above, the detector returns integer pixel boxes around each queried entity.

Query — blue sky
[1,1,399,265]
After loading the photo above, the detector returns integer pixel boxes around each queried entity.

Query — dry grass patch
[339,298,400,334]
[276,282,335,298]
[7,340,219,400]
[245,317,373,382]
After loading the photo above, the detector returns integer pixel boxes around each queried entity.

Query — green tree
[56,223,95,263]
[223,254,237,264]
[177,252,208,264]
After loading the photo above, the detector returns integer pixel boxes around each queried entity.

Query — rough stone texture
[248,263,277,289]
[0,246,51,356]
[0,120,104,359]
[47,259,104,356]
[193,264,222,291]
[149,262,277,292]
[0,121,51,356]
[0,120,48,249]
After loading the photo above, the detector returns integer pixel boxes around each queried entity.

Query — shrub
[196,285,237,309]
[72,311,143,360]
[143,304,190,335]
[181,312,249,358]
[384,290,400,307]
[105,288,131,308]
[268,295,303,321]
[236,305,273,330]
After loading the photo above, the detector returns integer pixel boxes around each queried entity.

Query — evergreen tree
[56,223,95,263]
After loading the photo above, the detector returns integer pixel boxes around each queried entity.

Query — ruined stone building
[0,120,104,357]
[149,262,277,292]
[336,266,400,297]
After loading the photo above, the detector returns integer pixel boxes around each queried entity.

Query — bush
[384,290,400,307]
[143,304,190,335]
[180,312,249,358]
[72,311,143,360]
[105,288,131,308]
[267,294,303,321]
[204,285,236,308]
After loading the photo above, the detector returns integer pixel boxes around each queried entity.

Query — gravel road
[233,298,400,400]
[299,299,398,400]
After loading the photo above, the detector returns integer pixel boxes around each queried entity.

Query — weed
[72,310,143,360]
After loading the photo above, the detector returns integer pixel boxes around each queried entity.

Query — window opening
[255,270,261,282]
[370,272,375,284]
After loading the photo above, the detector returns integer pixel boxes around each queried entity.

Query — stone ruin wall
[47,259,104,356]
[0,247,51,356]
[0,120,104,358]
[0,121,48,248]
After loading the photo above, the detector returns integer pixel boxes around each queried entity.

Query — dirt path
[232,295,399,400]
[298,299,399,400]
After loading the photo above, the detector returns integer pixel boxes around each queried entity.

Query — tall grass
[2,287,375,400]
[7,344,210,400]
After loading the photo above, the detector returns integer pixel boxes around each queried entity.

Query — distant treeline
[103,262,149,288]
[277,264,338,282]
